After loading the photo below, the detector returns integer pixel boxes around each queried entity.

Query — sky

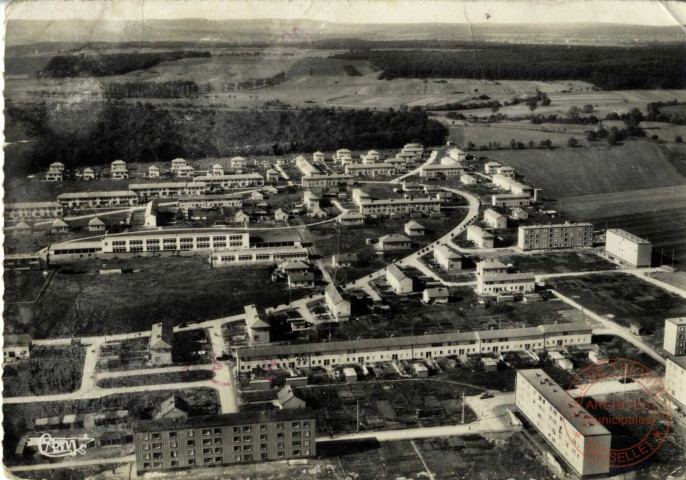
[5,0,686,26]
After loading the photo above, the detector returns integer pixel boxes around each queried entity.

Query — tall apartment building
[604,229,652,267]
[134,410,316,473]
[516,369,611,477]
[518,223,593,251]
[665,356,686,409]
[663,317,686,356]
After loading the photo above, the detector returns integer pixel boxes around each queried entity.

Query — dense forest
[332,43,686,90]
[4,102,447,176]
[38,51,211,78]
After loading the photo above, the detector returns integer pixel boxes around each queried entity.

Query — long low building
[129,182,207,199]
[236,322,593,372]
[419,164,465,178]
[491,193,532,208]
[178,194,244,210]
[491,174,533,196]
[301,174,354,189]
[56,191,139,209]
[518,223,593,251]
[358,198,441,215]
[344,163,396,177]
[516,369,611,477]
[134,409,316,473]
[5,201,63,220]
[47,229,306,264]
[195,173,264,189]
[209,246,309,267]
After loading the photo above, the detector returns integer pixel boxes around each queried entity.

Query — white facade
[358,198,440,215]
[663,317,686,356]
[467,225,494,248]
[475,259,535,295]
[5,202,63,220]
[433,245,462,271]
[130,182,207,199]
[386,264,413,294]
[237,323,593,372]
[144,201,158,228]
[605,229,652,267]
[665,356,686,408]
[57,191,138,209]
[492,194,532,208]
[419,164,464,178]
[492,174,533,196]
[296,156,321,176]
[484,161,501,174]
[516,369,611,477]
[178,194,243,210]
[460,174,477,185]
[301,174,353,188]
[325,284,351,320]
[483,208,507,229]
[170,158,187,173]
[230,157,248,169]
[345,163,395,177]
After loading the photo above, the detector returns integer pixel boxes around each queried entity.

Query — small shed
[343,367,358,383]
[482,358,499,373]
[412,363,429,378]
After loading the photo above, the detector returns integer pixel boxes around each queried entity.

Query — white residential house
[377,234,413,251]
[170,158,187,173]
[423,287,449,304]
[496,166,516,178]
[110,159,129,179]
[332,253,358,267]
[46,162,65,182]
[88,217,106,232]
[313,151,326,163]
[386,264,413,294]
[337,212,366,226]
[230,157,248,169]
[51,218,70,234]
[475,259,535,295]
[484,161,502,174]
[266,169,280,183]
[483,208,508,229]
[466,225,495,248]
[276,386,306,409]
[3,334,32,363]
[149,323,173,365]
[83,168,95,180]
[176,165,195,178]
[147,165,160,178]
[274,208,289,221]
[404,221,426,237]
[325,284,351,321]
[211,164,225,176]
[510,207,529,220]
[245,304,271,345]
[460,174,477,185]
[433,244,462,271]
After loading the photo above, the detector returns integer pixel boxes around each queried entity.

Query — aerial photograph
[2,0,686,478]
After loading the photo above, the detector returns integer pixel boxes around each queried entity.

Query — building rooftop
[386,264,409,282]
[88,217,105,226]
[195,173,263,180]
[520,222,593,230]
[424,287,449,297]
[668,356,686,369]
[361,198,439,206]
[607,229,651,245]
[325,284,348,305]
[57,190,137,199]
[7,201,61,208]
[245,304,270,329]
[405,220,425,230]
[518,369,610,436]
[467,225,495,238]
[484,208,505,219]
[666,317,686,326]
[482,272,536,282]
[130,182,206,189]
[434,244,461,259]
[136,408,315,433]
[149,323,172,350]
[379,233,412,243]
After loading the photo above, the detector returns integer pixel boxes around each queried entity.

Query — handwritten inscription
[27,433,94,457]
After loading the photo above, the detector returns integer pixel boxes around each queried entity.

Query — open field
[445,121,587,148]
[482,140,686,199]
[3,257,293,339]
[3,271,50,303]
[548,273,686,342]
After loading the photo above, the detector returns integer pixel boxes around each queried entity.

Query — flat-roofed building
[433,244,462,271]
[325,284,351,321]
[492,193,532,208]
[57,191,138,209]
[516,369,611,477]
[467,225,495,248]
[301,174,354,189]
[101,229,249,255]
[134,409,316,473]
[5,201,63,220]
[518,223,593,251]
[664,317,686,356]
[178,194,243,210]
[236,323,592,372]
[665,356,686,409]
[358,198,440,216]
[386,264,413,294]
[345,163,396,177]
[492,174,533,196]
[419,164,464,178]
[195,173,264,189]
[483,208,507,229]
[245,304,270,345]
[605,229,652,267]
[130,182,207,200]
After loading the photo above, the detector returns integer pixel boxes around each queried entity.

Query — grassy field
[3,271,49,303]
[446,121,587,148]
[96,369,214,388]
[548,273,686,341]
[483,140,686,198]
[3,257,293,339]
[494,250,617,275]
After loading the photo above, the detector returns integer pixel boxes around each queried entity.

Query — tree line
[332,44,686,90]
[38,51,211,78]
[5,102,447,177]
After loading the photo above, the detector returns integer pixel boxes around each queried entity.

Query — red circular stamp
[561,358,672,469]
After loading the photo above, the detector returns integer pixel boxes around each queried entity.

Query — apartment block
[516,369,611,477]
[134,410,316,473]
[518,223,593,251]
[665,356,686,409]
[663,317,686,356]
[605,229,652,267]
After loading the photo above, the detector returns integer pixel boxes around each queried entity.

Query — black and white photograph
[2,0,686,479]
